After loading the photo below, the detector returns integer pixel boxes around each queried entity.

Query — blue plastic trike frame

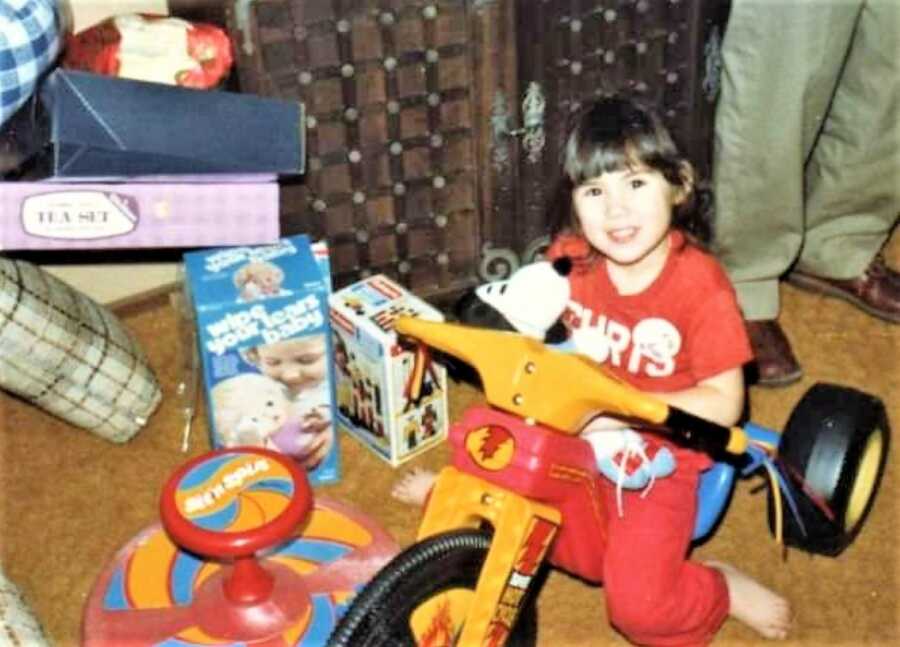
[693,422,782,540]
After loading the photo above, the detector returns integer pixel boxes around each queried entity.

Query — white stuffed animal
[460,255,677,506]
[456,257,572,342]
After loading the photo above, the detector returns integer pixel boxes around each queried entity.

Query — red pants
[600,466,729,646]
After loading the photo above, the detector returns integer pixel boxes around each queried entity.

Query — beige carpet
[1,237,898,646]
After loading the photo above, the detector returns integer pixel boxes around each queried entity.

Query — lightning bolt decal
[516,518,556,577]
[479,427,508,461]
[465,425,516,472]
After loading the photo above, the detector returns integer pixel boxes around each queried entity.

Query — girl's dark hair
[548,96,712,246]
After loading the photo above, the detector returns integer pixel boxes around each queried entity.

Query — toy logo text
[465,426,515,471]
[21,191,139,239]
[203,240,297,273]
[204,295,323,355]
[182,458,271,515]
[485,517,556,647]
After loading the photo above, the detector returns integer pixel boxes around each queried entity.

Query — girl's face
[572,165,683,270]
[255,337,327,391]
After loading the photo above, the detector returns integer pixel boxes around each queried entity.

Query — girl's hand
[294,426,333,471]
[302,408,331,434]
[291,410,333,471]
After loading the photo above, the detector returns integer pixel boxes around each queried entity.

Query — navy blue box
[39,69,304,177]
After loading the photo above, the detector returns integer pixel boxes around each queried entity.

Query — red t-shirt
[548,230,752,470]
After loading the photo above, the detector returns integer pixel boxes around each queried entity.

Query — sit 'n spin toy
[83,447,399,646]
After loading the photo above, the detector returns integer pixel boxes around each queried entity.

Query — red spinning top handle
[159,447,312,604]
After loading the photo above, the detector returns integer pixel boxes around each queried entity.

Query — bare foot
[706,561,791,640]
[391,467,437,506]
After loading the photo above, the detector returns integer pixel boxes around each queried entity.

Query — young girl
[393,97,791,644]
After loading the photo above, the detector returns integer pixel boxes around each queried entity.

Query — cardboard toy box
[329,275,448,466]
[0,177,279,250]
[183,234,340,485]
[36,69,304,177]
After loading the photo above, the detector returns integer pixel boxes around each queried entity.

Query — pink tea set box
[0,175,279,250]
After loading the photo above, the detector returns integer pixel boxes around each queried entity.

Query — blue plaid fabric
[1,0,61,126]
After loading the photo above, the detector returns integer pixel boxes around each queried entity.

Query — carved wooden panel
[226,0,728,296]
[228,0,485,300]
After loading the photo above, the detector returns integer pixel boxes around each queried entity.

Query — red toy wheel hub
[158,447,312,638]
[83,447,400,646]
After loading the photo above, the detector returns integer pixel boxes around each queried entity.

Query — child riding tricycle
[328,315,889,646]
[331,96,890,646]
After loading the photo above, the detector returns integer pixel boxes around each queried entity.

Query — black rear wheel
[328,529,538,646]
[770,383,889,556]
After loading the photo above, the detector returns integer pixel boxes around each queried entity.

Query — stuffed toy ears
[456,257,572,342]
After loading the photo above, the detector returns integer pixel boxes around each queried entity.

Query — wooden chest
[225,0,730,300]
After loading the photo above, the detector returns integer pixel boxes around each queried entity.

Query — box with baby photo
[183,234,340,485]
[329,275,448,466]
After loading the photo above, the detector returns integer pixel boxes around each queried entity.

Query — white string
[612,436,657,517]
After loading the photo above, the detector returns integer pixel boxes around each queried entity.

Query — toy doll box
[183,234,340,486]
[329,275,448,466]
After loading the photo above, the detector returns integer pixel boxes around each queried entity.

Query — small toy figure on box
[404,418,419,451]
[233,260,287,302]
[333,334,354,416]
[421,404,439,439]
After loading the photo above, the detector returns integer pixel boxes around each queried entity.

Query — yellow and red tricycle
[329,316,889,646]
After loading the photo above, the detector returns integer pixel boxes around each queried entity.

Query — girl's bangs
[565,139,651,186]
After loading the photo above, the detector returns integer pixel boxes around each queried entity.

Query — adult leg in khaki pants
[713,0,899,385]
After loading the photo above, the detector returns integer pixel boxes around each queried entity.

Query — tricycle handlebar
[395,316,747,455]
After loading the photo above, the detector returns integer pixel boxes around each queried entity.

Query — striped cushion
[0,257,161,442]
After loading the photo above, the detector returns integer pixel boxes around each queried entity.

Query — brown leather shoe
[745,320,803,387]
[788,256,900,323]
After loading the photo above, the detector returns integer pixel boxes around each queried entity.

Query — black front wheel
[328,529,538,646]
[770,383,890,556]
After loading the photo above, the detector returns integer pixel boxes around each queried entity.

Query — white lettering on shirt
[567,304,681,377]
